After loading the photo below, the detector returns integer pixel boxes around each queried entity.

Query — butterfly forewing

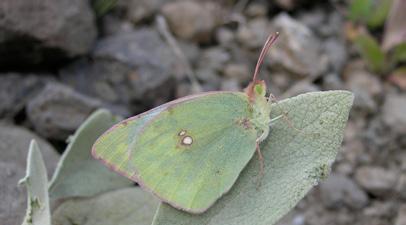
[92,92,226,177]
[129,92,258,213]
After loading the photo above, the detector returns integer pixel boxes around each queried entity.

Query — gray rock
[274,0,316,11]
[220,78,240,91]
[269,72,292,96]
[276,210,305,225]
[93,29,174,70]
[175,81,194,98]
[395,204,406,225]
[215,27,235,47]
[269,13,328,78]
[223,63,250,84]
[298,8,344,37]
[161,1,223,43]
[335,162,355,176]
[63,29,176,111]
[244,2,268,18]
[342,137,370,164]
[401,153,406,171]
[363,115,395,153]
[26,83,101,140]
[355,166,398,196]
[273,0,297,10]
[319,174,369,209]
[341,119,371,164]
[198,47,231,72]
[237,18,271,49]
[323,73,345,90]
[60,59,136,109]
[194,46,240,90]
[175,80,219,98]
[345,67,382,97]
[177,40,200,67]
[101,15,135,36]
[119,0,167,24]
[363,201,396,218]
[302,204,354,225]
[0,73,51,119]
[195,68,221,88]
[323,37,347,73]
[297,7,325,31]
[357,218,392,225]
[382,93,406,134]
[0,0,96,67]
[282,80,320,98]
[318,10,344,37]
[396,174,406,199]
[344,67,382,113]
[0,123,59,225]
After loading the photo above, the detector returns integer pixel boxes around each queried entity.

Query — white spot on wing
[182,136,193,145]
[178,130,186,136]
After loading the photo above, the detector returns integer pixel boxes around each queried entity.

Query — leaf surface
[52,187,159,225]
[49,109,133,200]
[19,140,51,225]
[152,90,354,225]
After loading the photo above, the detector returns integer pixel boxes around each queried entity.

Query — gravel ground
[0,0,405,225]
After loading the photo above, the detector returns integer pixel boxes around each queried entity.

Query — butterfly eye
[255,84,264,95]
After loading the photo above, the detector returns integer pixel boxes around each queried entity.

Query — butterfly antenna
[252,32,280,84]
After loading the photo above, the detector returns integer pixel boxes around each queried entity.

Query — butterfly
[92,33,281,213]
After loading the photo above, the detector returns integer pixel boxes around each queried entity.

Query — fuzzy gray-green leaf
[52,187,159,225]
[19,140,51,225]
[152,90,354,225]
[49,109,133,200]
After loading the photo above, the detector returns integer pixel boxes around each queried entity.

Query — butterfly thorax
[246,81,271,143]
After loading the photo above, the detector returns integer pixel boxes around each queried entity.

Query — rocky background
[0,0,405,225]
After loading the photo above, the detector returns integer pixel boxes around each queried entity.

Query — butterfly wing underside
[92,92,258,213]
[92,104,166,178]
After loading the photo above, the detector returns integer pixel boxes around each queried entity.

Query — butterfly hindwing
[92,103,167,178]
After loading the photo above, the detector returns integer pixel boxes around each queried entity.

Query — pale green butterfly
[92,33,281,213]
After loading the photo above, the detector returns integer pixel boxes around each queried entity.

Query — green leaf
[349,0,392,28]
[19,140,51,225]
[49,109,133,200]
[392,43,406,64]
[367,0,392,28]
[52,187,159,225]
[92,0,118,17]
[152,91,354,225]
[354,34,386,73]
[349,0,372,22]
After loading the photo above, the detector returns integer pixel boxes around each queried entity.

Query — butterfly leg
[268,94,304,133]
[255,141,265,188]
[269,115,283,126]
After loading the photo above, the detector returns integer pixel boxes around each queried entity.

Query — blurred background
[0,0,405,224]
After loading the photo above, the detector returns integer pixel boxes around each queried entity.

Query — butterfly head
[245,32,279,142]
[246,32,279,101]
[245,80,267,100]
